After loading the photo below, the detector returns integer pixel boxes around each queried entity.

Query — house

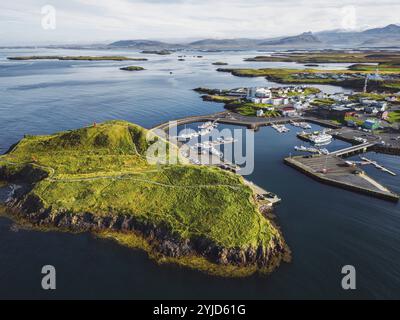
[251,97,271,104]
[271,98,283,106]
[375,101,387,112]
[228,88,247,97]
[363,119,380,130]
[385,96,397,102]
[345,111,357,118]
[365,106,379,114]
[281,106,297,117]
[360,98,377,105]
[255,88,272,98]
[256,109,264,117]
[294,102,305,110]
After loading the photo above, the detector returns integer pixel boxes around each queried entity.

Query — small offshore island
[141,50,172,55]
[120,66,145,71]
[0,121,289,277]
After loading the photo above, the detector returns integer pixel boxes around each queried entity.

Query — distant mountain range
[108,24,400,50]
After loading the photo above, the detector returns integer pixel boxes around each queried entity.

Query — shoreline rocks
[4,190,288,271]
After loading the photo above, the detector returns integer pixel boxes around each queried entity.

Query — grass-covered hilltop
[0,120,288,277]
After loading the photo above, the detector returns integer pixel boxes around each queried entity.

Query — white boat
[198,127,213,136]
[198,121,218,130]
[198,121,213,129]
[299,122,312,129]
[177,131,198,141]
[272,124,290,133]
[210,147,223,158]
[294,145,320,153]
[291,121,310,129]
[309,133,333,145]
[354,137,368,143]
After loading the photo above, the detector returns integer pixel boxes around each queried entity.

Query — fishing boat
[294,145,320,153]
[309,133,333,145]
[198,121,213,129]
[210,147,223,158]
[177,131,198,141]
[272,124,290,133]
[291,121,311,129]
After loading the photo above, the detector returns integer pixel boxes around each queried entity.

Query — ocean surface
[0,48,399,299]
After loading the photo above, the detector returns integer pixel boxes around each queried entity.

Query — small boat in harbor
[297,130,332,145]
[309,133,332,145]
[198,121,218,130]
[294,145,330,155]
[272,124,290,133]
[177,131,198,141]
[291,121,311,129]
[294,145,320,153]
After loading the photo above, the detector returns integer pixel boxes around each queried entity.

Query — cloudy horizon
[1,0,399,46]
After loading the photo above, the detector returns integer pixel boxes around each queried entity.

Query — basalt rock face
[6,191,287,270]
[0,164,48,184]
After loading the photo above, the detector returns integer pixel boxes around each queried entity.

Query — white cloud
[0,0,399,45]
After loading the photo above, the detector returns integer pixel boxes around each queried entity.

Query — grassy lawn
[202,95,240,103]
[349,63,400,73]
[286,87,321,96]
[311,98,335,106]
[225,101,280,117]
[0,120,279,249]
[387,110,400,123]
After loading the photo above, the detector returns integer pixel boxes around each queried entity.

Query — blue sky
[1,0,399,45]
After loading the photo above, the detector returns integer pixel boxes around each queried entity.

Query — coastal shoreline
[0,195,290,278]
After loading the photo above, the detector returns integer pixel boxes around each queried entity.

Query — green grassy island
[217,67,400,92]
[244,51,400,64]
[0,121,288,277]
[7,56,148,61]
[120,66,145,71]
[141,50,172,55]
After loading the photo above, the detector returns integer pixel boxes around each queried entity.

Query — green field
[202,95,240,103]
[387,110,400,123]
[349,63,400,72]
[217,67,400,92]
[0,121,283,269]
[244,52,400,64]
[225,101,280,117]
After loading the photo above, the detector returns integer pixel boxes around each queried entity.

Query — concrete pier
[285,155,399,202]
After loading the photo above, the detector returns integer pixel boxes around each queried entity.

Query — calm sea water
[0,49,399,299]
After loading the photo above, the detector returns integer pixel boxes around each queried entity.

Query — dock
[360,157,397,176]
[330,142,376,157]
[150,111,399,202]
[151,111,303,131]
[284,155,399,202]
